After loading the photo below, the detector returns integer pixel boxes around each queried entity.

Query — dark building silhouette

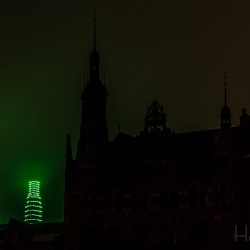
[0,219,63,249]
[64,21,250,250]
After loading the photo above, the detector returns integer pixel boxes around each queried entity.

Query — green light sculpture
[24,181,43,224]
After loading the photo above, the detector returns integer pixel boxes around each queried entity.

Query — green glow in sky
[1,0,250,224]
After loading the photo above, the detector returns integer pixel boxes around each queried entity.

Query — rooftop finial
[224,72,227,106]
[94,10,96,50]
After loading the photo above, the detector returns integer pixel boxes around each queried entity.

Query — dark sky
[1,0,250,223]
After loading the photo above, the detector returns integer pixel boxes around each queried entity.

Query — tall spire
[220,73,231,129]
[89,11,100,80]
[224,72,227,106]
[76,15,108,160]
[94,10,96,50]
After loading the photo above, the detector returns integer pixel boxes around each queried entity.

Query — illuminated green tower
[24,181,43,224]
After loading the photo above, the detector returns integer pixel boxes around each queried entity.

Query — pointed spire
[66,134,72,161]
[94,10,96,50]
[89,12,100,80]
[220,73,231,129]
[224,72,227,106]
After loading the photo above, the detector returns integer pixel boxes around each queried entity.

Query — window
[159,192,168,210]
[132,193,141,212]
[170,191,178,209]
[189,189,197,208]
[149,192,160,210]
[123,194,132,212]
[179,190,189,208]
[199,189,206,208]
[90,196,96,213]
[114,193,123,213]
[105,195,112,212]
[207,189,215,206]
[82,195,88,212]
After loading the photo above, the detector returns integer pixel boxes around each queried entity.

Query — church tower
[76,16,108,176]
[220,73,231,129]
[64,17,108,250]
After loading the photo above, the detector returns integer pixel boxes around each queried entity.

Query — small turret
[240,108,250,128]
[140,101,172,139]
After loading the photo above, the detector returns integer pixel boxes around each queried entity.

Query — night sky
[1,0,250,223]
